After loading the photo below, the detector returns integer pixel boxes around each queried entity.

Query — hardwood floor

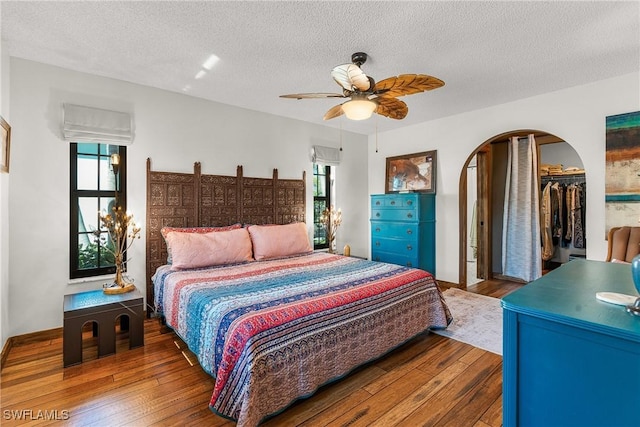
[1,278,522,426]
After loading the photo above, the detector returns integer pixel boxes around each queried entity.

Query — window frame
[69,143,127,279]
[313,163,332,250]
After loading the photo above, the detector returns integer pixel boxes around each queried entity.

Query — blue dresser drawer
[371,221,418,238]
[371,194,419,208]
[371,194,435,221]
[372,236,418,255]
[371,208,417,222]
[371,250,419,268]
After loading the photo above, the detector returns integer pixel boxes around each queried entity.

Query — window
[313,163,331,249]
[70,143,127,279]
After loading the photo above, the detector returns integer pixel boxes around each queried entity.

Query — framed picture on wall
[385,150,437,194]
[0,116,10,173]
[605,110,640,231]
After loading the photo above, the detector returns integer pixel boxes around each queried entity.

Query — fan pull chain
[340,119,343,151]
[375,120,379,153]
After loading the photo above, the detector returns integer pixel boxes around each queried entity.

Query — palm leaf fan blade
[323,104,345,120]
[346,64,371,91]
[375,98,408,120]
[331,64,370,92]
[374,74,445,98]
[280,93,345,99]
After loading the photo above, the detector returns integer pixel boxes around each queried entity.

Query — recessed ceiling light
[202,54,220,70]
[182,85,192,92]
[195,70,207,79]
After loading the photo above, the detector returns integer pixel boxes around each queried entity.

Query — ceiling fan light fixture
[279,52,444,122]
[341,99,377,120]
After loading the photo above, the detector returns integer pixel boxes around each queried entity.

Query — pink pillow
[247,222,312,260]
[161,224,242,263]
[165,227,254,270]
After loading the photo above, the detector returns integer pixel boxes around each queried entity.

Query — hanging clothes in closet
[541,181,563,260]
[540,174,586,262]
[565,182,586,248]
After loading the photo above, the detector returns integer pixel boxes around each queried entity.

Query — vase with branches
[320,205,342,253]
[95,204,141,294]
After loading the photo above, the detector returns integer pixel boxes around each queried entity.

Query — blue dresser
[370,193,435,275]
[501,259,640,427]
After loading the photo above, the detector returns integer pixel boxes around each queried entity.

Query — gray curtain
[502,134,542,282]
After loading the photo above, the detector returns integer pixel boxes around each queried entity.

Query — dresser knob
[407,200,412,206]
[375,201,380,205]
[376,212,380,217]
[375,241,380,246]
[375,227,381,232]
[390,200,396,205]
[406,261,412,267]
[407,213,413,218]
[406,229,412,235]
[407,245,413,251]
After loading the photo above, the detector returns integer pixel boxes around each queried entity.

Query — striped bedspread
[153,252,451,426]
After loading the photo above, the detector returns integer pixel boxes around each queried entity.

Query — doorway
[459,130,583,287]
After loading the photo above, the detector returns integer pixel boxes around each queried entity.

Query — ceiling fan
[280,52,444,121]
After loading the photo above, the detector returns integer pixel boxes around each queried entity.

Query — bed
[146,160,452,426]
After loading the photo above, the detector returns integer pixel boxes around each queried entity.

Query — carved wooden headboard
[145,158,306,312]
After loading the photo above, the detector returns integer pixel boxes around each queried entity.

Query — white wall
[0,38,10,350]
[540,142,584,169]
[369,72,640,284]
[7,58,368,337]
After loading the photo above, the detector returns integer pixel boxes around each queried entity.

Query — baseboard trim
[1,337,12,369]
[11,327,63,346]
[1,327,63,370]
[437,279,462,290]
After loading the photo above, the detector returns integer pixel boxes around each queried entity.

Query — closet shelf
[540,173,585,184]
[540,172,585,177]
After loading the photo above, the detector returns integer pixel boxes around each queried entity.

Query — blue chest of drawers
[501,260,640,427]
[370,193,436,275]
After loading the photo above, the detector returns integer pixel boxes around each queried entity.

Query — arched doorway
[459,130,585,287]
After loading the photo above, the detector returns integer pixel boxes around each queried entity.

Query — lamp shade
[341,98,377,120]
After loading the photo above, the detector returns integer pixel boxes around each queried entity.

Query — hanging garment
[470,200,478,259]
[565,184,575,243]
[560,183,567,246]
[564,183,586,249]
[551,182,564,246]
[541,182,554,261]
[573,184,585,248]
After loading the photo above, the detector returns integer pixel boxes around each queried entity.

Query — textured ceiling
[2,1,639,135]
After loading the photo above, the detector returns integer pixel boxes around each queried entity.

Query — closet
[459,131,587,286]
[539,142,586,272]
[480,136,586,280]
